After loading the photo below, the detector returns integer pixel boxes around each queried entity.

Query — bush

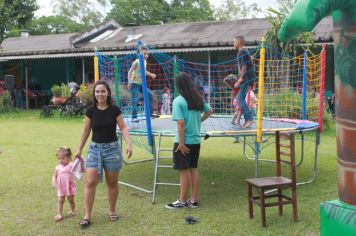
[262,89,319,121]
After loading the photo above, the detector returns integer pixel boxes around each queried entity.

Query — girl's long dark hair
[93,80,112,106]
[175,72,204,111]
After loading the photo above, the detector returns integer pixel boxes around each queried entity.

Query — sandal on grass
[79,219,91,229]
[109,214,119,222]
[68,211,76,217]
[54,215,62,221]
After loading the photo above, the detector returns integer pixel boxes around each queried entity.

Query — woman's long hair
[93,80,112,106]
[175,72,204,111]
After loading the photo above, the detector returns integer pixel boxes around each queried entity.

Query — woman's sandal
[79,219,91,229]
[108,214,119,222]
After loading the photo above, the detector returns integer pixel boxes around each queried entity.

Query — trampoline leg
[254,141,260,177]
[296,131,305,167]
[152,134,161,204]
[297,130,320,186]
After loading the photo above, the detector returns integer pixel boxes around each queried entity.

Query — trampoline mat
[124,115,319,136]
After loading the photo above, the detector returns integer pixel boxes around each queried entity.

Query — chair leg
[260,189,266,227]
[278,188,283,216]
[292,187,298,222]
[247,184,253,219]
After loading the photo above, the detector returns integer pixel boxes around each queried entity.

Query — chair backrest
[275,131,296,184]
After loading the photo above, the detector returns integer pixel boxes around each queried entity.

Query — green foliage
[108,0,214,25]
[108,0,170,25]
[214,0,261,21]
[28,16,86,35]
[78,83,94,106]
[51,83,71,97]
[51,0,104,27]
[264,0,314,55]
[169,0,214,23]
[263,89,318,120]
[0,90,11,112]
[0,0,38,44]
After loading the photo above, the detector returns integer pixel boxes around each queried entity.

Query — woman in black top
[76,80,132,228]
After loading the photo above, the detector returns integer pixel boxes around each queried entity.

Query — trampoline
[119,115,320,203]
[96,42,325,203]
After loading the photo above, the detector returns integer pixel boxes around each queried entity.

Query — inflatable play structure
[279,0,356,235]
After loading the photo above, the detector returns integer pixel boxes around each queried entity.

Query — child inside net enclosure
[160,87,171,115]
[223,74,241,126]
[127,47,157,122]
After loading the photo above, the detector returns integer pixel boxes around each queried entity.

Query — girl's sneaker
[165,200,187,209]
[187,199,199,208]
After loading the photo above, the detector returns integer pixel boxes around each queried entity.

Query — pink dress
[55,163,76,197]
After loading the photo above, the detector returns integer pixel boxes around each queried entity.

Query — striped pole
[318,46,326,132]
[114,57,120,106]
[94,56,99,82]
[256,38,265,143]
[302,51,308,120]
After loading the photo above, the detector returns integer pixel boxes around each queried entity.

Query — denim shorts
[86,141,123,181]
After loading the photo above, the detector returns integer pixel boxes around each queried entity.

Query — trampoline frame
[118,117,320,204]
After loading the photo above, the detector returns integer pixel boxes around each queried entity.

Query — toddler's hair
[56,146,72,160]
[163,87,169,93]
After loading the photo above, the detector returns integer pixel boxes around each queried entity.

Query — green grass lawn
[0,110,337,235]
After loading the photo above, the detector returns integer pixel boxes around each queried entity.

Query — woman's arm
[75,116,91,157]
[116,114,132,158]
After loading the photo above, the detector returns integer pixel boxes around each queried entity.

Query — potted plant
[77,83,93,106]
[51,83,71,105]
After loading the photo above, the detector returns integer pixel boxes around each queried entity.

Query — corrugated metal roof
[0,17,333,60]
[0,47,236,60]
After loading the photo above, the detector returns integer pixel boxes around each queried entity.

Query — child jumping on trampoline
[223,74,242,126]
[166,72,213,209]
[52,147,77,221]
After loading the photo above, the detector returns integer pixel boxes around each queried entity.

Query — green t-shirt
[172,95,211,144]
[130,59,147,85]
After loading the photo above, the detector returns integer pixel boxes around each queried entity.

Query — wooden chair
[246,131,297,227]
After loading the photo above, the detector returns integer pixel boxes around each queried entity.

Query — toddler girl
[161,87,171,115]
[52,147,76,221]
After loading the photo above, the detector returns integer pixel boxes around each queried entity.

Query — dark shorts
[173,143,201,170]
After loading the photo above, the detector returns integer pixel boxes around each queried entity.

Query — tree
[107,0,170,26]
[51,0,106,27]
[213,0,261,21]
[169,0,214,23]
[28,16,86,35]
[0,0,38,44]
[264,0,312,54]
[107,0,214,26]
[263,0,313,91]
